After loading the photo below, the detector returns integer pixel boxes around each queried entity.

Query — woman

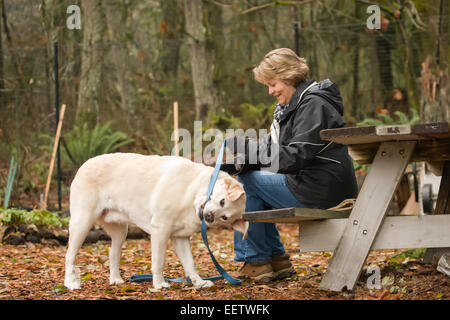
[221,48,358,282]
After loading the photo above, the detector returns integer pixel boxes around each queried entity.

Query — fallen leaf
[120,286,137,293]
[52,284,68,294]
[381,276,394,286]
[377,289,390,300]
[81,273,93,281]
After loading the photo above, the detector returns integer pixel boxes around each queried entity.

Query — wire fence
[0,8,445,210]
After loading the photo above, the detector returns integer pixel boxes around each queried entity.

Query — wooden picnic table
[243,122,450,292]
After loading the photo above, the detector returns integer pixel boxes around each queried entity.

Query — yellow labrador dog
[64,153,248,290]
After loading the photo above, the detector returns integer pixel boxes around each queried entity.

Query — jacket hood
[281,79,344,122]
[305,79,344,116]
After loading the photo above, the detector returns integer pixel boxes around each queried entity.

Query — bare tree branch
[242,2,274,14]
[207,0,235,7]
[242,0,314,15]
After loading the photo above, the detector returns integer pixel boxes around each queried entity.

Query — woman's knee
[237,171,259,196]
[237,170,259,185]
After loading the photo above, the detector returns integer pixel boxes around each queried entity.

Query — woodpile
[0,223,148,246]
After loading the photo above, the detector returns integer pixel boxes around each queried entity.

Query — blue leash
[130,141,242,285]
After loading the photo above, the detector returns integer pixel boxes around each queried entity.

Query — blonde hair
[253,48,309,87]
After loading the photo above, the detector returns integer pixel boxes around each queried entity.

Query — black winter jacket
[232,79,358,209]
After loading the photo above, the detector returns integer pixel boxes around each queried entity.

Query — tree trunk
[158,0,184,115]
[351,2,360,122]
[39,0,54,117]
[0,0,4,105]
[183,0,219,121]
[77,0,106,126]
[1,0,26,99]
[160,0,183,78]
[375,34,392,102]
[419,0,449,123]
[103,0,138,130]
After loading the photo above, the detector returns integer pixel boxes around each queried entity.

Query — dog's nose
[204,212,214,223]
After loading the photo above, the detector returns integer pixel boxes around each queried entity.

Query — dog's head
[194,177,248,240]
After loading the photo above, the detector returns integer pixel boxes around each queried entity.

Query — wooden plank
[173,101,179,156]
[411,122,450,138]
[349,139,450,165]
[320,122,449,145]
[243,207,351,223]
[299,215,450,252]
[434,161,450,215]
[423,160,450,264]
[422,248,450,265]
[319,141,416,291]
[42,103,66,210]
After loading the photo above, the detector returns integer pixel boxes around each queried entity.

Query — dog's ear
[223,177,245,202]
[232,219,249,240]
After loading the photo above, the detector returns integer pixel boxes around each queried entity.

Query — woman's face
[264,79,296,105]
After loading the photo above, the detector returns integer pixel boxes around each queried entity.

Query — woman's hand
[225,136,249,155]
[220,154,245,175]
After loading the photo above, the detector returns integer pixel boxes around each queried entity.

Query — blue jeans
[234,170,307,263]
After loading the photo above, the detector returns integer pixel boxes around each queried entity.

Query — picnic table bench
[243,122,450,292]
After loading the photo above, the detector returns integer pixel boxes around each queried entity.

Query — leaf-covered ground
[0,224,449,300]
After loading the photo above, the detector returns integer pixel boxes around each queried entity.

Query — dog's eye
[220,199,225,207]
[221,216,228,221]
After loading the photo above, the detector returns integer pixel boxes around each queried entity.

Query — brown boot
[271,253,296,280]
[234,261,274,282]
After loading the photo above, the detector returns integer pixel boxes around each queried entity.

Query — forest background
[0,0,448,211]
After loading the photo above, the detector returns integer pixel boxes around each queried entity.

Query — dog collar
[197,202,206,221]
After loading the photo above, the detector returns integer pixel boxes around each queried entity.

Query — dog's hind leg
[98,221,128,285]
[171,236,214,289]
[64,211,96,290]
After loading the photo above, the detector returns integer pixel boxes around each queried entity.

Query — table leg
[319,141,416,291]
[423,160,450,264]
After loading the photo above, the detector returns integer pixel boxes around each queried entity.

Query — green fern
[377,113,395,125]
[0,207,69,227]
[208,111,242,130]
[356,118,384,126]
[143,111,179,155]
[208,102,275,131]
[394,111,410,124]
[357,110,420,126]
[61,122,134,166]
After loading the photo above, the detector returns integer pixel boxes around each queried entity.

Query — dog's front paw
[64,267,81,290]
[110,276,125,285]
[153,280,170,289]
[193,279,215,289]
[64,279,81,290]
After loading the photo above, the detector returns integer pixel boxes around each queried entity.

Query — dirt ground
[0,224,449,300]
